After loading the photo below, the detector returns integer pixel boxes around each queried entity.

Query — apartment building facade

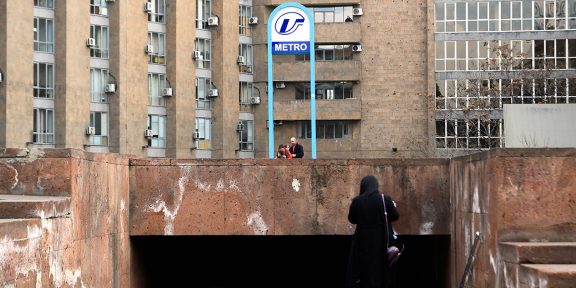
[4,0,571,159]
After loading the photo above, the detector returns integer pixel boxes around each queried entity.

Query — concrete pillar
[108,1,149,156]
[211,0,240,159]
[0,0,34,148]
[54,1,91,148]
[165,0,196,158]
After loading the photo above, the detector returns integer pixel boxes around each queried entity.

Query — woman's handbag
[382,195,405,267]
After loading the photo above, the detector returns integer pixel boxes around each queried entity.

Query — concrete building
[1,0,574,159]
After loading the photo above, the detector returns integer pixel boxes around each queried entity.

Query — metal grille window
[238,120,254,151]
[34,18,54,53]
[195,38,211,69]
[90,25,109,59]
[196,0,212,29]
[90,111,108,146]
[34,62,54,99]
[295,82,353,100]
[195,118,211,149]
[90,68,109,103]
[147,115,166,148]
[196,77,212,109]
[436,119,503,149]
[148,32,166,65]
[296,44,353,61]
[239,5,252,36]
[238,44,253,73]
[148,73,166,107]
[33,108,54,144]
[147,0,166,23]
[298,121,349,139]
[310,6,354,23]
[90,0,108,16]
[239,81,253,105]
[34,0,54,9]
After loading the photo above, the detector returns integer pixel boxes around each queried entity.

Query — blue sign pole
[267,2,316,159]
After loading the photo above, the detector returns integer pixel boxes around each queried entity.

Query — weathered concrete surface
[0,195,70,219]
[451,149,576,288]
[0,149,130,287]
[129,158,451,236]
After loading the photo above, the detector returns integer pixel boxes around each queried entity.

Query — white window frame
[90,111,109,145]
[239,120,254,151]
[239,43,253,74]
[34,0,54,9]
[196,0,212,29]
[90,68,109,103]
[90,25,109,59]
[239,4,252,36]
[33,108,55,144]
[148,73,166,107]
[196,77,212,109]
[90,0,108,16]
[147,114,166,148]
[34,62,54,99]
[148,32,167,65]
[147,0,166,23]
[195,38,211,69]
[34,17,54,53]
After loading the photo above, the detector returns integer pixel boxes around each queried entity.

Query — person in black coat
[289,137,304,158]
[345,175,400,288]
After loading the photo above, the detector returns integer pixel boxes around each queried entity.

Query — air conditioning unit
[100,7,108,16]
[144,129,154,138]
[207,16,219,26]
[352,8,363,16]
[145,44,153,54]
[248,17,258,25]
[86,38,96,48]
[251,96,261,105]
[193,130,200,140]
[144,2,153,13]
[162,87,172,97]
[86,127,96,135]
[193,50,203,60]
[208,89,218,97]
[275,82,286,89]
[236,122,245,132]
[237,55,246,64]
[352,44,362,52]
[104,83,116,93]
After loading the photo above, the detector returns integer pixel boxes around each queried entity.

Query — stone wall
[0,149,130,287]
[450,149,576,287]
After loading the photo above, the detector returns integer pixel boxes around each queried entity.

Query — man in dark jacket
[289,137,304,158]
[345,175,400,288]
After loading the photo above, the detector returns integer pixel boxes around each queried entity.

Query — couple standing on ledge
[276,137,304,159]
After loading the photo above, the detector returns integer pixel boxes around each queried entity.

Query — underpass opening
[131,235,449,288]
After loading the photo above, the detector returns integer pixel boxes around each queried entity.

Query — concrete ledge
[501,242,576,264]
[519,264,576,288]
[0,195,71,219]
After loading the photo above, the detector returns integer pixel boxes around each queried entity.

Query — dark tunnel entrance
[131,235,450,288]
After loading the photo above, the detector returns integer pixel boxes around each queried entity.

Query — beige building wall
[166,0,196,158]
[0,0,34,148]
[54,1,91,148]
[211,0,241,159]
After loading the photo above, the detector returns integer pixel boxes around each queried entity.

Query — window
[196,77,212,109]
[34,62,54,98]
[196,0,212,29]
[238,120,253,151]
[147,0,166,23]
[295,82,353,100]
[195,38,211,69]
[296,44,353,61]
[89,111,108,145]
[148,32,166,65]
[90,25,109,59]
[298,121,349,139]
[435,119,503,149]
[195,117,211,149]
[34,18,54,53]
[148,73,166,107]
[90,0,108,16]
[239,5,252,36]
[239,81,253,105]
[147,115,166,148]
[33,108,54,144]
[310,6,353,23]
[90,68,109,103]
[238,43,253,73]
[34,0,54,9]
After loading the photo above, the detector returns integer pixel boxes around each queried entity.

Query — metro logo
[274,12,305,35]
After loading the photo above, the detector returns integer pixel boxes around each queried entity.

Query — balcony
[274,98,362,121]
[272,60,361,82]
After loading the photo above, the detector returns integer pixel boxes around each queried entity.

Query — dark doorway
[131,235,449,288]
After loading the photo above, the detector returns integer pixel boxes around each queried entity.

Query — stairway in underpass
[500,242,576,288]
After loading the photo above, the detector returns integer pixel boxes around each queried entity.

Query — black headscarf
[359,175,379,195]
